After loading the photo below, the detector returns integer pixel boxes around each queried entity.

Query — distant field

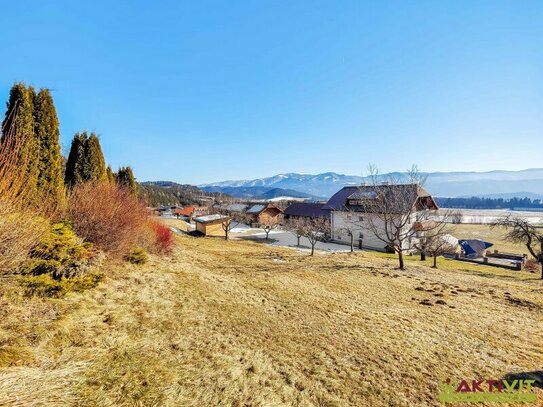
[439,208,543,224]
[447,223,530,255]
[1,232,542,406]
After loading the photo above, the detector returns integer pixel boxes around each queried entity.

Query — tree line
[436,196,543,210]
[1,82,137,200]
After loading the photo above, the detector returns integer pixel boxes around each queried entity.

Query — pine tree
[116,166,137,196]
[1,82,39,199]
[34,88,62,199]
[65,132,107,187]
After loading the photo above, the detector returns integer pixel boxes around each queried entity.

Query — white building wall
[331,211,424,252]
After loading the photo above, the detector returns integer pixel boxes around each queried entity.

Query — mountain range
[200,168,543,199]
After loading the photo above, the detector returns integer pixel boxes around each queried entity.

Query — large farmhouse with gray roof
[323,184,438,252]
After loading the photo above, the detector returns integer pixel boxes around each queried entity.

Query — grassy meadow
[448,223,531,256]
[1,231,542,406]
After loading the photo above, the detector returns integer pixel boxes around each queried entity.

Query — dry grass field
[448,223,530,255]
[1,232,542,406]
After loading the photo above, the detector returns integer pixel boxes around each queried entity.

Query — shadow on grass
[237,235,318,251]
[237,235,280,245]
[503,371,543,389]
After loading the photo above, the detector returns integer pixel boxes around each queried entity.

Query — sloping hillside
[1,233,541,406]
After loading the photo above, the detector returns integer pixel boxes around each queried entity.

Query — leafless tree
[413,213,457,268]
[362,164,434,270]
[302,217,330,256]
[492,216,543,279]
[209,206,249,240]
[339,213,364,253]
[262,218,280,240]
[450,211,463,224]
[284,217,305,246]
[284,217,306,246]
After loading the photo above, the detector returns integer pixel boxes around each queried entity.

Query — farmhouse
[246,203,283,227]
[323,184,438,252]
[193,214,229,237]
[283,202,330,222]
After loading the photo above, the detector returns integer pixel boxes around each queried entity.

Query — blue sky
[1,1,542,184]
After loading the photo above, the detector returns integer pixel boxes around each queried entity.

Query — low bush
[150,221,174,254]
[125,247,148,265]
[525,258,540,273]
[19,272,104,298]
[19,222,103,279]
[67,181,150,258]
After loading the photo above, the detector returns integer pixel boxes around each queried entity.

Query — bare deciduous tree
[261,217,280,240]
[284,217,305,247]
[492,216,543,279]
[362,165,435,270]
[413,213,457,268]
[302,217,330,256]
[210,206,249,240]
[339,213,364,253]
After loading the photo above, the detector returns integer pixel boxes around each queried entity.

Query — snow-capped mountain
[200,169,543,198]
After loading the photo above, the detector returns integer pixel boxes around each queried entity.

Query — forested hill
[138,181,229,206]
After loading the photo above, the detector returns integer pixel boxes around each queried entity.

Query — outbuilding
[193,214,229,237]
[246,203,283,227]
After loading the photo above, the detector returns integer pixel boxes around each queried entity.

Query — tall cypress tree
[65,132,87,187]
[34,88,62,199]
[116,166,137,196]
[85,133,106,181]
[1,82,39,198]
[106,165,115,183]
[65,132,107,187]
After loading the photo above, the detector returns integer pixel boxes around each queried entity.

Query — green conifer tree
[106,165,116,183]
[1,82,39,198]
[64,132,87,187]
[85,133,106,181]
[34,88,62,199]
[116,166,137,196]
[65,132,107,187]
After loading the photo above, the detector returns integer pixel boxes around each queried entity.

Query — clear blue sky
[1,1,542,184]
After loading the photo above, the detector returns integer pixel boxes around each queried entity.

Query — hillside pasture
[1,233,542,406]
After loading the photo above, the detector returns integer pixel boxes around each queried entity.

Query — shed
[193,214,229,237]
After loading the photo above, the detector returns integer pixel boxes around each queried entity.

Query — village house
[283,202,330,223]
[246,203,283,227]
[175,206,209,220]
[323,184,438,252]
[193,214,229,237]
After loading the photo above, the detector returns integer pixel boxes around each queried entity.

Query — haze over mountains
[200,168,543,200]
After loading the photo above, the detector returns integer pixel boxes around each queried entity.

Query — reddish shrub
[67,181,149,257]
[151,221,174,254]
